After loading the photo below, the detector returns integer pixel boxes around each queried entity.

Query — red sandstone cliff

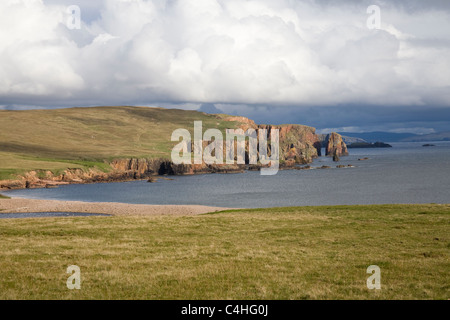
[258,124,321,166]
[325,132,349,157]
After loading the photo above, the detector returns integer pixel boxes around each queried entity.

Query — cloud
[0,0,449,111]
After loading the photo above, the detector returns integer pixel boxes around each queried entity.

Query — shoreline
[0,198,232,217]
[0,162,355,192]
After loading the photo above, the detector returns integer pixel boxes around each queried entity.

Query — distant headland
[347,142,392,149]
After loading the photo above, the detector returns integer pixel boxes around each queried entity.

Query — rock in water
[325,132,349,157]
[333,154,340,162]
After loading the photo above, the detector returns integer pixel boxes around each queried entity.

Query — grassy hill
[0,106,241,180]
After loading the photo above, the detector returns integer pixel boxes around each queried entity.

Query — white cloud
[0,0,449,107]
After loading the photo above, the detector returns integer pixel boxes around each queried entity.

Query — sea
[3,142,450,208]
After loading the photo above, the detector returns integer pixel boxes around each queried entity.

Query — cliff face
[0,158,246,190]
[110,158,245,176]
[221,116,322,166]
[0,115,330,190]
[258,124,321,166]
[325,132,349,157]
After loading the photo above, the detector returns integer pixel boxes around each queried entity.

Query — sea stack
[325,132,349,157]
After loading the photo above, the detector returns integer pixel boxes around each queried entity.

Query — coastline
[0,162,355,192]
[0,198,232,216]
[0,159,250,191]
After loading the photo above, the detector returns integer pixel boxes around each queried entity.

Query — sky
[0,0,449,134]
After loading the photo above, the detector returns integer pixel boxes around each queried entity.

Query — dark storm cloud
[214,104,450,134]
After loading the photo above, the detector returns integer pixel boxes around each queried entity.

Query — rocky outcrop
[110,158,245,176]
[223,116,257,131]
[325,132,349,158]
[319,133,366,145]
[221,116,322,167]
[0,158,245,190]
[257,124,321,166]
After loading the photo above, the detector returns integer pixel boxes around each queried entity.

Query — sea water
[4,142,450,208]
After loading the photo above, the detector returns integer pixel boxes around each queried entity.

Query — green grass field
[0,106,240,180]
[0,204,448,300]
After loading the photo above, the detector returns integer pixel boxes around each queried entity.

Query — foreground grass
[0,204,448,300]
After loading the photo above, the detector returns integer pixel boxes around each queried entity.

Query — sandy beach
[0,198,231,217]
